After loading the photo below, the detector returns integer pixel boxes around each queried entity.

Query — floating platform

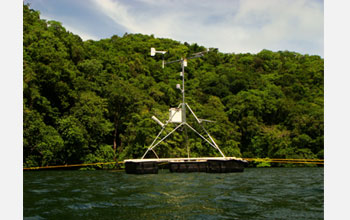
[124,157,248,174]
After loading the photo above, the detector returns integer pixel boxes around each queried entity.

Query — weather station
[124,47,248,174]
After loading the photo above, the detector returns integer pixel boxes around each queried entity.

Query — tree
[23,4,324,167]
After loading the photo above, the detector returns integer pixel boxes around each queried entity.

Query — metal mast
[180,59,188,157]
[181,59,186,123]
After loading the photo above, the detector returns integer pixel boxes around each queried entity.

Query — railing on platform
[244,158,324,165]
[23,161,124,170]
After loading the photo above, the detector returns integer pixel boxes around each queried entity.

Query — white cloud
[62,24,99,41]
[90,0,139,33]
[39,14,99,41]
[91,0,323,55]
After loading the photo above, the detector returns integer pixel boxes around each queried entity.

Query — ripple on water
[35,198,56,205]
[68,202,114,210]
[24,215,45,220]
[30,189,50,193]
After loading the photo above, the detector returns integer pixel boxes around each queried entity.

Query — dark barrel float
[125,161,158,174]
[124,158,248,174]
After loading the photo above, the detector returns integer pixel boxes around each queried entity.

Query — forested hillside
[23,5,324,167]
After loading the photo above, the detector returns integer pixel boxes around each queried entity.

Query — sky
[25,0,324,56]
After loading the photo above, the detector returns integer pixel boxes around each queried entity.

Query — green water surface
[24,167,323,219]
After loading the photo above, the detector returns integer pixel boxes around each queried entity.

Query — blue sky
[25,0,323,56]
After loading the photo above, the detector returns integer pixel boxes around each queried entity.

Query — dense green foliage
[23,5,324,167]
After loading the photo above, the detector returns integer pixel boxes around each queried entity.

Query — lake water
[24,167,323,219]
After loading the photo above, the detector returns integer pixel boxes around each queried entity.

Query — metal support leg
[186,103,226,158]
[185,103,201,124]
[200,124,226,158]
[141,127,165,159]
[184,123,217,149]
[141,103,182,159]
[149,122,185,151]
[151,149,159,159]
